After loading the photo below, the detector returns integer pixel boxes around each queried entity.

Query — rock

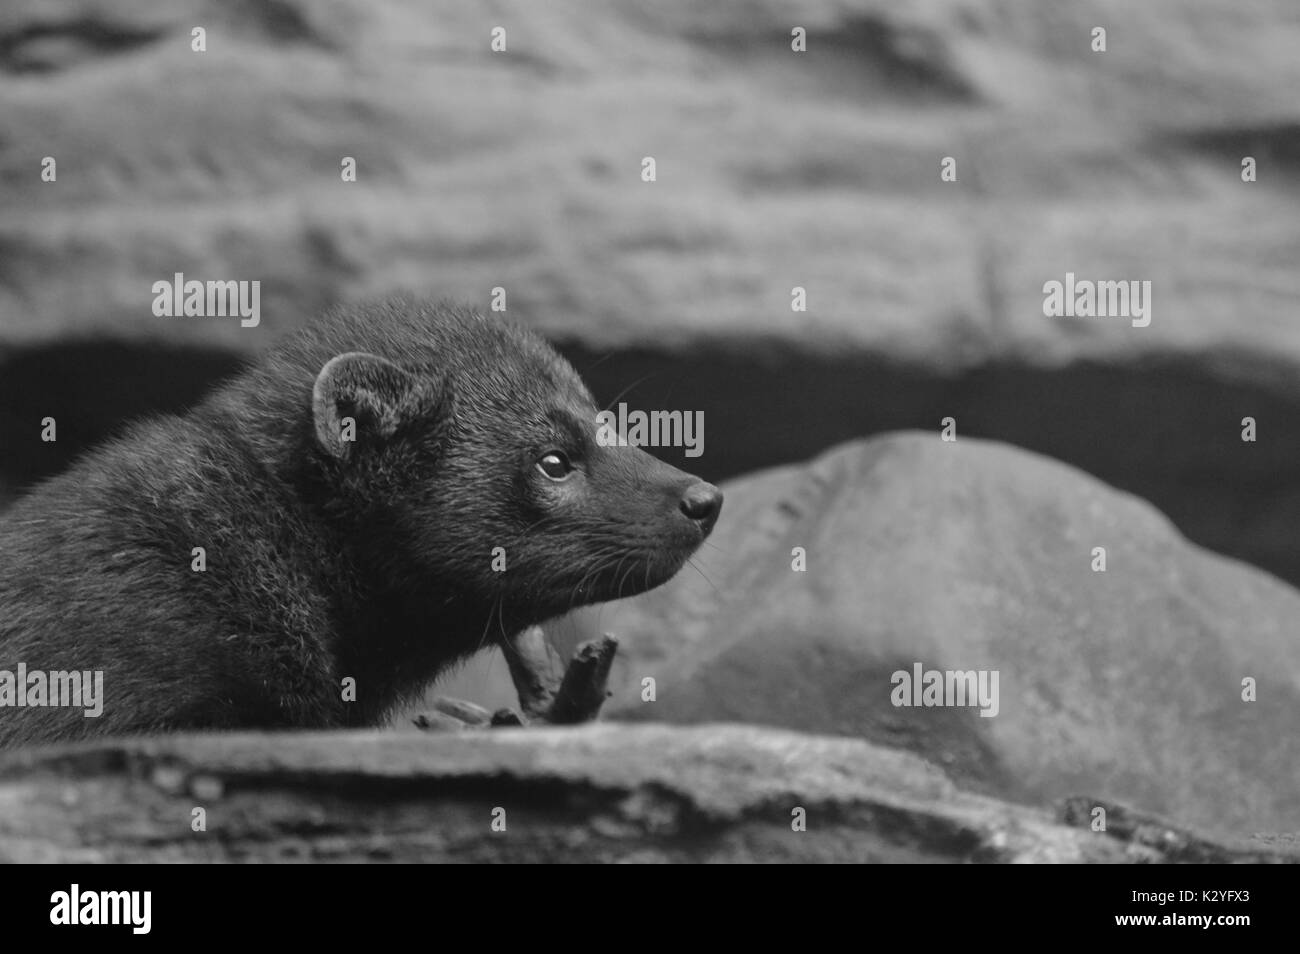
[0,723,1282,863]
[3,0,1299,355]
[552,433,1300,838]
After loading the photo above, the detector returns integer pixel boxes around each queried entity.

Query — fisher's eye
[536,451,573,481]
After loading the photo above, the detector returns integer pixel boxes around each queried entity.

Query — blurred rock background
[2,0,1299,841]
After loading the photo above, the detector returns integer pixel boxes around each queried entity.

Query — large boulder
[547,433,1300,838]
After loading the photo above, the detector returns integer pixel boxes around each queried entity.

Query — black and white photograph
[0,0,1295,901]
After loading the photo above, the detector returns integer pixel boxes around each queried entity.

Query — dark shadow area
[0,19,164,74]
[1170,122,1300,177]
[0,341,247,497]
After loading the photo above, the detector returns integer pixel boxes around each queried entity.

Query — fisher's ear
[311,352,422,459]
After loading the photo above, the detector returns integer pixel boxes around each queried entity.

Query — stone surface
[545,433,1300,838]
[3,0,1299,358]
[0,723,1282,863]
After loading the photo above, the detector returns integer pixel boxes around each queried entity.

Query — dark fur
[0,300,720,747]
